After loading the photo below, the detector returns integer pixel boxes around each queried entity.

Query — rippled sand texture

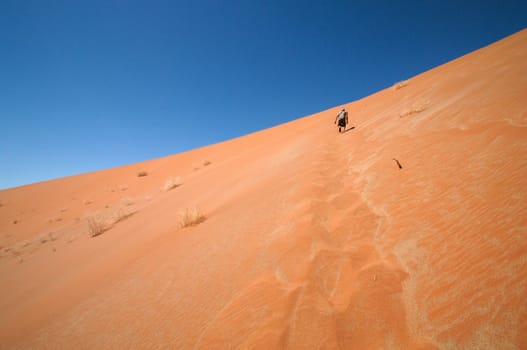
[1,29,526,349]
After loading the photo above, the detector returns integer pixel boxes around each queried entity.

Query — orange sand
[1,29,526,349]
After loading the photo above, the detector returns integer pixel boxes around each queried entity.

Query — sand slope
[1,29,526,349]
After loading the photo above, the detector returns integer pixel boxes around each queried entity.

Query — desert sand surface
[1,29,527,349]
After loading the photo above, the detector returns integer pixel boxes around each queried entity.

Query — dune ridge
[1,29,526,349]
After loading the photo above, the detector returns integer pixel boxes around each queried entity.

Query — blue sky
[1,0,526,189]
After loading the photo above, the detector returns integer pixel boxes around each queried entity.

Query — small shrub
[163,176,183,191]
[203,160,211,166]
[137,171,148,177]
[87,216,107,237]
[179,207,206,228]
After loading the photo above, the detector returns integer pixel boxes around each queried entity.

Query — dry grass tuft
[87,215,107,237]
[393,80,409,90]
[86,205,135,238]
[163,176,183,191]
[203,160,211,166]
[399,106,427,117]
[121,197,134,206]
[399,100,430,117]
[179,207,206,228]
[112,207,135,224]
[137,171,148,177]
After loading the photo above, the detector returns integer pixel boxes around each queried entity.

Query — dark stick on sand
[393,158,403,169]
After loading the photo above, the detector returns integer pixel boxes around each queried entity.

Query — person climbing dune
[334,108,348,133]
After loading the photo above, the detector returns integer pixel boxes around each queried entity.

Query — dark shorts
[338,118,346,127]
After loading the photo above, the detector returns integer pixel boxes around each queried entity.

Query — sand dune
[1,29,526,349]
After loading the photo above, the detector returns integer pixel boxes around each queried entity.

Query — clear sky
[1,0,526,189]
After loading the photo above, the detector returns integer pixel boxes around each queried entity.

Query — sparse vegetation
[137,171,148,177]
[163,176,183,191]
[179,207,206,228]
[87,215,107,237]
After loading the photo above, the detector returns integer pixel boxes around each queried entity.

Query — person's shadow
[343,126,355,133]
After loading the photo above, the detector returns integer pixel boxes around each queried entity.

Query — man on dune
[334,108,348,133]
